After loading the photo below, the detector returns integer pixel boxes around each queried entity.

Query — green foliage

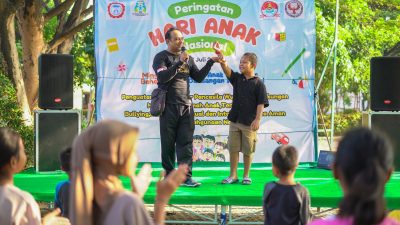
[315,0,400,113]
[71,24,95,87]
[0,73,34,168]
[321,110,362,135]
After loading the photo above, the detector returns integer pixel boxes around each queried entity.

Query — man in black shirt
[152,27,219,187]
[218,52,268,185]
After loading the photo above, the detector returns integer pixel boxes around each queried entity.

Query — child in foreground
[263,145,312,225]
[54,147,72,218]
[0,127,69,225]
[309,127,399,225]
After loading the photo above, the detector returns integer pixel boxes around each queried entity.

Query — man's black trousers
[160,103,194,177]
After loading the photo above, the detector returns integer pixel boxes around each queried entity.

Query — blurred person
[0,127,68,225]
[54,147,72,218]
[309,127,399,225]
[69,120,188,225]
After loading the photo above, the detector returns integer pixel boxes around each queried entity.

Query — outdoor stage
[15,162,400,209]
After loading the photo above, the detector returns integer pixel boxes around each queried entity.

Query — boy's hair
[215,153,226,162]
[0,127,22,168]
[336,127,393,225]
[272,145,298,176]
[204,135,215,142]
[203,149,214,155]
[165,27,181,40]
[193,135,203,141]
[59,147,72,172]
[243,52,258,67]
[215,141,226,148]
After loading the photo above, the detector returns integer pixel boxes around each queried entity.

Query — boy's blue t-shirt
[54,180,70,218]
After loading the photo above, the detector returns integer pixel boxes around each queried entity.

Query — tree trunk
[0,2,33,125]
[57,0,90,53]
[17,0,45,110]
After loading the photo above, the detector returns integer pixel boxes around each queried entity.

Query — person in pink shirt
[309,127,399,225]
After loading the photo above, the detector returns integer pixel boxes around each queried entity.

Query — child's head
[214,142,226,153]
[202,149,214,161]
[215,153,226,162]
[204,135,215,149]
[193,135,203,149]
[272,145,298,177]
[240,52,257,74]
[59,147,72,173]
[0,127,26,175]
[335,127,393,225]
[70,120,140,224]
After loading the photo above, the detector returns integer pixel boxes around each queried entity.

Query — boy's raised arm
[220,58,232,78]
[213,42,232,78]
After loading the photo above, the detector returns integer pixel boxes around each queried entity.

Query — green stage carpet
[14,163,400,209]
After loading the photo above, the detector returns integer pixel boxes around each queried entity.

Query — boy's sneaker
[181,178,201,187]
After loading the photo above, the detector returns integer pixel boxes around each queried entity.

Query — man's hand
[180,51,189,62]
[250,118,261,131]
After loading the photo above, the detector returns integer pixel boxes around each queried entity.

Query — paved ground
[146,204,338,224]
[39,202,337,225]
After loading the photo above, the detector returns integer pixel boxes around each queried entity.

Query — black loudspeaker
[39,54,73,109]
[371,114,400,171]
[370,57,400,111]
[35,110,80,172]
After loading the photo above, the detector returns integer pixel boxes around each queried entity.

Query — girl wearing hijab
[69,120,188,225]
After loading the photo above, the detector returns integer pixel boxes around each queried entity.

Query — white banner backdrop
[95,0,316,162]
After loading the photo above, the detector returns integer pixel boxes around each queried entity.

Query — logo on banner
[260,1,280,19]
[132,0,149,16]
[106,38,119,52]
[284,0,304,18]
[107,2,125,19]
[274,32,286,42]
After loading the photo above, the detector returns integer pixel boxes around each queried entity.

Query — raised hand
[156,164,188,204]
[213,42,222,54]
[213,42,226,64]
[130,163,153,198]
[42,208,71,225]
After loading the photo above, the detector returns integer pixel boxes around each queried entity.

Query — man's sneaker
[181,178,201,187]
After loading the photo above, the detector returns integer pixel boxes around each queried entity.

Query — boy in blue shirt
[54,147,71,218]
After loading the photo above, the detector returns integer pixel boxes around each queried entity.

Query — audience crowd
[0,123,399,225]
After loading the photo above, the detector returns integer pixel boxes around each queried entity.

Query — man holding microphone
[152,27,219,187]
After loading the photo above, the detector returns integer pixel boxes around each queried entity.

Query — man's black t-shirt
[152,50,214,105]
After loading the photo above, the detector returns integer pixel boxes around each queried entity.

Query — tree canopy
[0,0,93,125]
[315,0,400,112]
